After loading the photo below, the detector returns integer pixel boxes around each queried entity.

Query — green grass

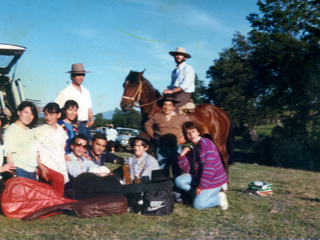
[255,124,277,137]
[0,162,319,239]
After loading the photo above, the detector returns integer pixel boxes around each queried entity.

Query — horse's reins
[122,78,163,108]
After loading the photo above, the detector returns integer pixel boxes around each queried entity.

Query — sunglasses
[74,142,89,149]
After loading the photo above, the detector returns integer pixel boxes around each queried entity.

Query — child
[35,102,69,196]
[128,132,159,182]
[4,101,47,180]
[58,100,79,153]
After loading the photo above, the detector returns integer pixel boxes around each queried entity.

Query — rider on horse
[163,47,195,111]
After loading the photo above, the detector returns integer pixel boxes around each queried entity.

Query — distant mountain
[102,110,114,120]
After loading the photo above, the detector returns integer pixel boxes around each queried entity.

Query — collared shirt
[170,61,195,93]
[35,124,69,183]
[144,111,188,146]
[66,152,100,178]
[55,84,92,121]
[128,152,159,181]
[106,128,118,141]
[86,148,124,166]
[4,123,38,172]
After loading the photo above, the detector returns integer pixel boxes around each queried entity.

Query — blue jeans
[78,122,92,142]
[16,167,37,180]
[175,173,221,210]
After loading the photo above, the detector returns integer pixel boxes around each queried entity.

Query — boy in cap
[128,132,159,182]
[163,47,195,109]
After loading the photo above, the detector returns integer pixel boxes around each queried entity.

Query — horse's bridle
[122,78,163,108]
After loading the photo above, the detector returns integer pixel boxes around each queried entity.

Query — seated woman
[127,132,160,182]
[35,103,69,196]
[175,121,229,210]
[58,100,79,153]
[3,101,47,180]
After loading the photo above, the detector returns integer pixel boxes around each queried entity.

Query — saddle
[179,100,195,113]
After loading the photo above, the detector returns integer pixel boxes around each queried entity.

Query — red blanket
[1,177,75,219]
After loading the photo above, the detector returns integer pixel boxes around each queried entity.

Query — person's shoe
[218,192,229,210]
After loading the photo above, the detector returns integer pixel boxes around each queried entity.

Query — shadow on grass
[301,197,320,203]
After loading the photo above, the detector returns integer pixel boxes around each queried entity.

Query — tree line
[94,0,320,170]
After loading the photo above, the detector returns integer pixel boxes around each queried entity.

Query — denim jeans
[16,167,37,180]
[175,173,221,210]
[78,122,92,142]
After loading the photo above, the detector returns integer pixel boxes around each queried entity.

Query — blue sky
[1,0,259,115]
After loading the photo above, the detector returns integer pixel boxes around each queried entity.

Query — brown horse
[120,70,233,173]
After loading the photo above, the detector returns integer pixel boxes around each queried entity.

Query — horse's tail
[226,113,234,165]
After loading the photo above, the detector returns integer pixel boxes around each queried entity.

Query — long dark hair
[60,100,78,124]
[11,101,38,128]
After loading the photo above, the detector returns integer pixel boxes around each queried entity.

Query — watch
[173,88,176,93]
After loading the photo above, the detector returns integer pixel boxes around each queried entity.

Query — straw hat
[65,63,91,73]
[169,47,191,59]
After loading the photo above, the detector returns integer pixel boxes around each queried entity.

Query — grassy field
[0,162,319,239]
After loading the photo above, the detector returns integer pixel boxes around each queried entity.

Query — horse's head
[121,70,145,111]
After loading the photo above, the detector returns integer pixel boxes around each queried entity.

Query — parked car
[0,43,27,128]
[116,127,140,151]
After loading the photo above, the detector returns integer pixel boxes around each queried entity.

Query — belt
[78,121,88,124]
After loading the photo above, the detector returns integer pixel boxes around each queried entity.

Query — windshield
[118,129,139,136]
[0,55,14,68]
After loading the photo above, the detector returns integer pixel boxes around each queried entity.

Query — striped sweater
[177,137,228,190]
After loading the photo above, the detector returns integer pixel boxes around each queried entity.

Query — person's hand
[196,188,202,195]
[65,154,71,162]
[87,120,94,127]
[83,153,91,160]
[180,147,191,156]
[40,167,49,182]
[163,89,174,94]
[177,136,186,145]
[0,163,16,173]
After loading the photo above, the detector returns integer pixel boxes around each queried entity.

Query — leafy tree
[112,108,142,129]
[92,113,111,129]
[206,33,263,127]
[191,75,207,104]
[246,0,320,135]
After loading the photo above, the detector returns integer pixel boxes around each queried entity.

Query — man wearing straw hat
[56,63,94,142]
[163,47,195,110]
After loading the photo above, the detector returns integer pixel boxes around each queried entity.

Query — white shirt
[55,84,92,121]
[35,124,69,183]
[170,62,195,93]
[106,128,118,141]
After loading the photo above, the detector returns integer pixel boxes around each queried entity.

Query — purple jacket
[177,137,228,190]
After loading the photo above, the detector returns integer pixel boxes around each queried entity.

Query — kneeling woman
[175,121,229,210]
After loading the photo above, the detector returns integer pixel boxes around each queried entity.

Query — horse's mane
[127,71,161,99]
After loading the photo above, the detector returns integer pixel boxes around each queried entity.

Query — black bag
[132,180,175,216]
[142,190,175,216]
